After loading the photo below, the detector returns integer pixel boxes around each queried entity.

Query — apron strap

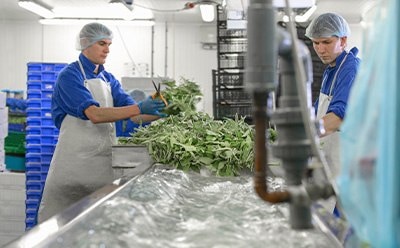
[328,52,349,97]
[77,60,88,83]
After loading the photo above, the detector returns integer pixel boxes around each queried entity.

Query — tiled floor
[0,172,26,247]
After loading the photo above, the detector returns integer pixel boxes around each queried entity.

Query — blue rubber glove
[138,97,166,116]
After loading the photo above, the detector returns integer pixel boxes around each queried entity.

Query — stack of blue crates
[25,62,67,230]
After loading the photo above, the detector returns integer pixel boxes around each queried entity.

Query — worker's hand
[138,97,166,116]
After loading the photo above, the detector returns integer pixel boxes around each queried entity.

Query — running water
[44,166,337,248]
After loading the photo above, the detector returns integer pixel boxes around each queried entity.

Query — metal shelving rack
[213,5,252,123]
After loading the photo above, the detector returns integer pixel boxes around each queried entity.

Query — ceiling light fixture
[109,0,135,21]
[199,3,215,22]
[184,0,218,23]
[18,0,55,19]
[39,18,155,26]
[273,0,316,8]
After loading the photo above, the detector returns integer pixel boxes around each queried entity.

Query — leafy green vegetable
[118,78,255,177]
[119,112,254,177]
[160,78,202,116]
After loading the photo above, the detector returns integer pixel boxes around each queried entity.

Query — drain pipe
[246,0,335,229]
[246,0,290,204]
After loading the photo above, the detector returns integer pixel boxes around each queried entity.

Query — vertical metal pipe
[164,22,168,78]
[247,0,290,204]
[151,25,154,78]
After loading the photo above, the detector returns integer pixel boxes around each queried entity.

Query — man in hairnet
[306,13,361,213]
[38,22,165,222]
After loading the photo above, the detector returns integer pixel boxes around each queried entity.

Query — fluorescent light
[39,18,155,26]
[109,0,135,21]
[273,0,316,8]
[199,4,215,22]
[18,0,54,19]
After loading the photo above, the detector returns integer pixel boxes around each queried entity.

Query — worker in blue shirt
[306,13,361,213]
[38,22,165,222]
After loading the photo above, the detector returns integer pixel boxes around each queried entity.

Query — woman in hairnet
[305,13,360,211]
[38,22,165,222]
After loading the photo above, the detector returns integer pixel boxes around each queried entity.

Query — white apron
[316,52,349,179]
[38,61,116,222]
[314,53,349,213]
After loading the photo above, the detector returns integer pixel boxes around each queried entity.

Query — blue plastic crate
[26,153,41,163]
[41,81,55,90]
[41,108,52,118]
[41,144,55,154]
[26,99,41,108]
[41,162,50,172]
[25,198,40,210]
[27,62,43,72]
[25,217,37,230]
[41,63,56,72]
[25,162,41,172]
[27,81,41,91]
[27,90,41,99]
[40,135,56,145]
[26,144,41,153]
[26,135,41,145]
[27,72,42,81]
[41,126,56,135]
[26,108,41,118]
[8,123,26,132]
[26,189,43,201]
[41,153,53,164]
[26,117,41,127]
[41,90,53,99]
[41,99,51,108]
[41,117,54,126]
[42,72,57,81]
[26,180,43,191]
[26,171,43,181]
[26,126,41,135]
[54,64,67,72]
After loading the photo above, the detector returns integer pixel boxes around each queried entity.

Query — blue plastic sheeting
[338,0,400,247]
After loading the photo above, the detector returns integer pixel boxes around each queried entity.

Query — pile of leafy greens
[119,78,255,176]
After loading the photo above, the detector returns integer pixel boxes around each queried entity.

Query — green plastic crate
[5,131,26,155]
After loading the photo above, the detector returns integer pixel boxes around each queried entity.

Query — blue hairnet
[76,22,113,51]
[305,13,350,38]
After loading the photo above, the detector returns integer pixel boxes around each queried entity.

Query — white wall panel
[0,20,217,115]
[0,21,43,93]
[0,19,364,116]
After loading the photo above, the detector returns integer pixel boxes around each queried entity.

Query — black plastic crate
[216,88,251,102]
[217,73,244,87]
[214,102,253,121]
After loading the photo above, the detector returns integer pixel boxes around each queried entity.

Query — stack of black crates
[25,62,67,230]
[213,5,252,124]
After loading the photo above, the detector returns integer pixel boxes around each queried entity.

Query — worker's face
[82,39,112,65]
[311,36,347,66]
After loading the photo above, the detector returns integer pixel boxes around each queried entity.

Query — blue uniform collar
[330,47,358,69]
[79,53,105,75]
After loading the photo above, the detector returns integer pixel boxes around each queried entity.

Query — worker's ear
[340,36,347,49]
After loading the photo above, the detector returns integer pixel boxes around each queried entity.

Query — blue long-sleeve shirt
[314,47,361,119]
[51,53,135,129]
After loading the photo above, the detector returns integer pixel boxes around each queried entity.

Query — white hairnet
[305,13,350,39]
[75,22,113,51]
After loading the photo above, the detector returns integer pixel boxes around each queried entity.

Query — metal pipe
[253,92,290,203]
[247,0,336,230]
[247,0,290,204]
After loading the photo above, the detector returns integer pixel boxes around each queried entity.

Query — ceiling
[0,0,375,24]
